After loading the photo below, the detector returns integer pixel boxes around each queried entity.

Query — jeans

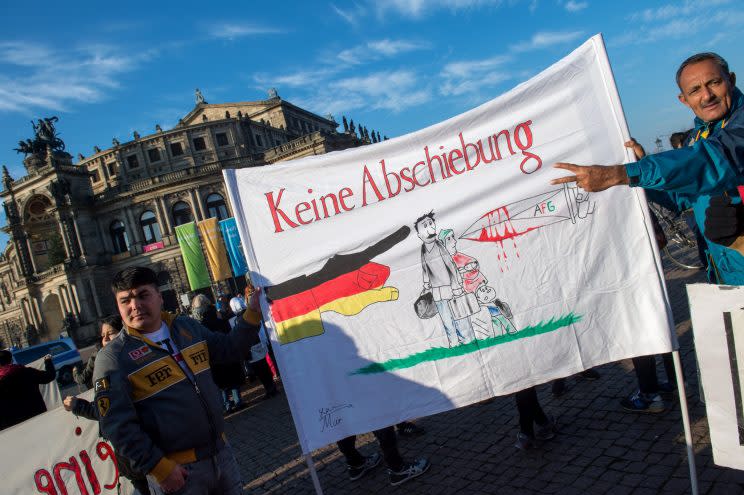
[434,299,473,345]
[147,443,242,495]
[337,426,403,471]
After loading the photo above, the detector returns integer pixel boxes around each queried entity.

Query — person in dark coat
[192,294,246,413]
[0,349,56,430]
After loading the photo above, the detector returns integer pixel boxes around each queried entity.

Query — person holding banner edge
[551,52,744,285]
[93,266,263,494]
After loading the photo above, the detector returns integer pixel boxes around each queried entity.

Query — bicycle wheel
[649,204,704,270]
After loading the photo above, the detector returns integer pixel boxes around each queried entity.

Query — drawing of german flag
[266,226,409,344]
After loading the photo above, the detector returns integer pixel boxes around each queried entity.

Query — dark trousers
[633,353,676,394]
[251,358,277,395]
[336,426,403,471]
[515,386,548,437]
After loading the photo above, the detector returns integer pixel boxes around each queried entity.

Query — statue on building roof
[77,153,85,161]
[133,131,140,140]
[14,116,65,156]
[93,146,101,153]
[268,87,278,99]
[195,88,206,105]
[155,124,163,132]
[112,138,120,147]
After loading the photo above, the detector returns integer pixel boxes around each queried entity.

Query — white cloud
[337,39,429,65]
[375,0,505,18]
[0,42,156,113]
[331,4,367,25]
[295,70,432,115]
[206,22,282,40]
[440,55,511,96]
[564,1,588,12]
[612,8,744,46]
[627,0,731,22]
[510,31,584,52]
[254,68,340,88]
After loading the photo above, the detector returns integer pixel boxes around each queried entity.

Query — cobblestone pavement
[224,254,744,494]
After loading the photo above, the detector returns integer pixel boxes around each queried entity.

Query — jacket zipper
[144,334,219,457]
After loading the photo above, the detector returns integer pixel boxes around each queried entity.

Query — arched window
[172,201,193,226]
[205,193,228,220]
[140,211,162,244]
[110,220,129,254]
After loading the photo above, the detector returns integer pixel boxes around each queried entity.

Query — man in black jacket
[0,349,56,430]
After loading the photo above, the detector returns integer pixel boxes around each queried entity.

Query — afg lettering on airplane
[534,201,555,215]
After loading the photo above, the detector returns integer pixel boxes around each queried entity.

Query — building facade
[0,91,369,347]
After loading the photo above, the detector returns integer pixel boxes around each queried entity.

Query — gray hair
[676,52,731,88]
[190,294,211,309]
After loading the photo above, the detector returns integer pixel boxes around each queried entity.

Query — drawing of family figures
[414,211,517,348]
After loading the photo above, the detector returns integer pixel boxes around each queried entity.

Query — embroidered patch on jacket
[128,345,152,361]
[97,397,111,417]
[128,357,186,402]
[94,377,109,393]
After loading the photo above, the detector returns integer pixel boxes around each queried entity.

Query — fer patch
[94,377,109,393]
[96,397,110,417]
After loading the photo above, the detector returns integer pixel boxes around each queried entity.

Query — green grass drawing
[351,312,582,376]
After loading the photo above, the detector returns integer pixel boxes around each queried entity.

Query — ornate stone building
[0,90,374,347]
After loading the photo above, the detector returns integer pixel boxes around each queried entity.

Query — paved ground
[224,250,744,494]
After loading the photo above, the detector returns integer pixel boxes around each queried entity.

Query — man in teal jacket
[553,52,744,285]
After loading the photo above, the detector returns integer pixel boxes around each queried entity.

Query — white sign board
[224,34,675,453]
[0,390,131,494]
[688,283,744,470]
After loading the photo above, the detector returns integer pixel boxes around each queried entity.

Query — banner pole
[673,350,698,495]
[305,453,324,495]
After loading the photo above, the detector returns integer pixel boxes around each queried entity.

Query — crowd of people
[1,51,743,493]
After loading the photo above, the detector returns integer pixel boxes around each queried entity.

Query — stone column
[32,297,43,328]
[124,207,143,245]
[69,282,82,315]
[88,279,103,318]
[24,237,38,273]
[57,286,69,314]
[190,190,204,221]
[71,214,87,257]
[156,197,172,234]
[63,285,80,319]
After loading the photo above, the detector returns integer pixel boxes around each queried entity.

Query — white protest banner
[0,390,130,495]
[224,34,675,453]
[29,356,63,411]
[688,283,744,470]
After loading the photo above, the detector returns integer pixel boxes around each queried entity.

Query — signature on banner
[319,404,353,432]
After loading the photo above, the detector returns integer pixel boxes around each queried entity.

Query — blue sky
[0,0,743,243]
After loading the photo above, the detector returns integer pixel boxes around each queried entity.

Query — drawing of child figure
[473,284,517,337]
[439,229,486,293]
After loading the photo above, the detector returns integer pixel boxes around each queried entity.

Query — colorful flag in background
[198,218,233,281]
[219,217,248,276]
[175,222,211,290]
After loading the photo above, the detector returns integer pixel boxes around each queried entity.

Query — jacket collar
[125,311,177,347]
